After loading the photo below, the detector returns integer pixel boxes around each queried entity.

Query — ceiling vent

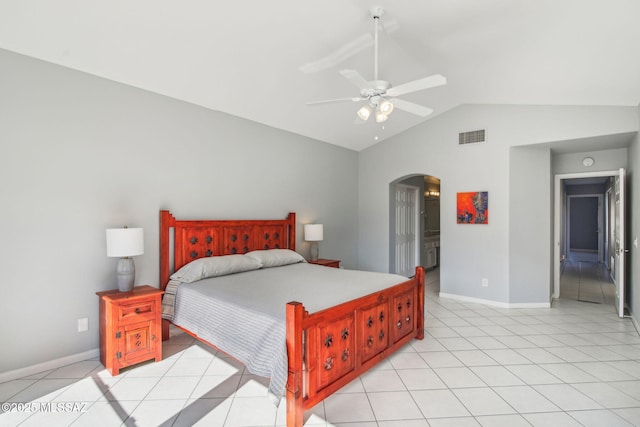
[459,129,486,145]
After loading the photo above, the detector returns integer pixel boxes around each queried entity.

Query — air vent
[459,129,486,145]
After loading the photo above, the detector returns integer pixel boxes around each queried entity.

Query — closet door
[394,184,419,277]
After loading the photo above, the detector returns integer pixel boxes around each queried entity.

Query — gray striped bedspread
[161,263,409,404]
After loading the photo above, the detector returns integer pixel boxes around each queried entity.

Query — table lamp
[304,224,323,261]
[106,227,144,292]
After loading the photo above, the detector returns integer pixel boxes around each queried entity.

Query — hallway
[560,251,616,306]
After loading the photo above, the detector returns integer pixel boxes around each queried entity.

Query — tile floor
[2,268,640,426]
[560,251,616,305]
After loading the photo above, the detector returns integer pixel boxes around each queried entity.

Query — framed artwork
[457,191,488,224]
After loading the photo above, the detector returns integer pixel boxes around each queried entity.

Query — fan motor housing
[361,80,392,98]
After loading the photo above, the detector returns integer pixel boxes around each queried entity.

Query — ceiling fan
[307,6,446,123]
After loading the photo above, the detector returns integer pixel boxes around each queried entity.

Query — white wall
[0,49,359,374]
[358,104,638,305]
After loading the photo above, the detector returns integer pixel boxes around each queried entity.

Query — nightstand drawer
[118,300,156,323]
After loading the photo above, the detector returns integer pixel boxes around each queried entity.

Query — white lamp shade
[378,99,394,114]
[357,104,373,121]
[375,109,389,123]
[106,228,144,257]
[304,224,324,242]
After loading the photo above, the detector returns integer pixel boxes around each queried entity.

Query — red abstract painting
[457,191,489,224]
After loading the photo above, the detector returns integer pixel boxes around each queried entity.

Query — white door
[395,184,419,277]
[614,168,627,317]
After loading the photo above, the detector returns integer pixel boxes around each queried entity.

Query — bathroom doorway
[389,174,440,281]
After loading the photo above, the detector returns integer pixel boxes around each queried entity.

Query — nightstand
[308,258,341,268]
[96,285,164,375]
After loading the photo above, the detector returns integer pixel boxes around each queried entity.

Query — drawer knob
[397,320,402,329]
[367,336,374,347]
[342,349,349,362]
[135,308,141,314]
[406,315,411,324]
[367,317,374,328]
[379,311,385,322]
[379,330,385,341]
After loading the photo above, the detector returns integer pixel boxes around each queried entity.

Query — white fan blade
[340,69,373,90]
[306,97,364,106]
[299,19,399,74]
[386,74,446,97]
[389,98,434,117]
[299,33,373,74]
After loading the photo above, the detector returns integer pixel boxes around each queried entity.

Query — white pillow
[245,249,306,268]
[170,254,262,283]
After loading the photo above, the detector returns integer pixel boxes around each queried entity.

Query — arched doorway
[389,174,441,278]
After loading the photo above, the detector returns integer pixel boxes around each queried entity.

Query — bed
[159,210,425,426]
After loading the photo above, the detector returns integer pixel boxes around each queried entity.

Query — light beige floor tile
[452,387,516,416]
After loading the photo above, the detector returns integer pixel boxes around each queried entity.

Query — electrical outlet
[481,278,488,287]
[77,318,89,332]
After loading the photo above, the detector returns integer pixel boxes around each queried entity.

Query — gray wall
[358,104,638,305]
[509,146,551,303]
[0,49,359,374]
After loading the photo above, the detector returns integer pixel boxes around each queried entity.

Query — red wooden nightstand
[96,285,163,375]
[308,258,340,268]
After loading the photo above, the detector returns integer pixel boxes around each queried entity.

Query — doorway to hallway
[554,169,627,316]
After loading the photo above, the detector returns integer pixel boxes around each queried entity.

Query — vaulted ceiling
[1,0,639,151]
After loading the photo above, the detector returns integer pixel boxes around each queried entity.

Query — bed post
[415,266,425,340]
[286,301,304,427]
[287,212,296,250]
[159,210,175,341]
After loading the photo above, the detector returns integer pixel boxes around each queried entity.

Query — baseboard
[0,348,100,384]
[438,292,551,308]
[628,310,640,334]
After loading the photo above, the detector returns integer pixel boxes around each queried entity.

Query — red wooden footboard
[286,266,425,426]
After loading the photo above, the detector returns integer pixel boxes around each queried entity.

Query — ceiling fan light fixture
[357,104,373,121]
[375,109,389,123]
[306,7,445,126]
[378,99,394,115]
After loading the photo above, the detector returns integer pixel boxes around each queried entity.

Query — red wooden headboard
[159,210,296,288]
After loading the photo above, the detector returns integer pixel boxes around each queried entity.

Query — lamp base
[310,242,319,261]
[116,257,135,292]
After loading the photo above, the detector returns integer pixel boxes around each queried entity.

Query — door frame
[553,170,619,300]
[614,168,627,317]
